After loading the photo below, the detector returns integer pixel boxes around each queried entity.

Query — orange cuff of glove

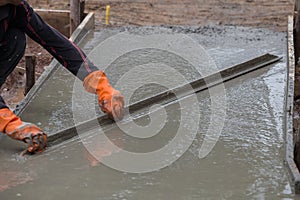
[83,70,114,101]
[0,108,42,141]
[0,108,23,134]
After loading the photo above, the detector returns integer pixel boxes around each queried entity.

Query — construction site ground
[1,24,291,199]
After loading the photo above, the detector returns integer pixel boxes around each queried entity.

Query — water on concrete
[0,25,294,199]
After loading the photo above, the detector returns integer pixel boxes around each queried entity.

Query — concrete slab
[0,62,291,199]
[0,25,293,199]
[19,25,287,136]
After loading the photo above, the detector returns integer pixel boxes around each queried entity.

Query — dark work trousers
[0,1,98,109]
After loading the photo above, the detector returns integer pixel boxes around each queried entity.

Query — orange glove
[83,70,124,121]
[0,108,47,153]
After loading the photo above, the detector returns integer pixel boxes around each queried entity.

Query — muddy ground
[0,0,294,108]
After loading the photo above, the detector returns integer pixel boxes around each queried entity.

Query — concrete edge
[70,12,95,44]
[15,12,95,116]
[285,15,300,194]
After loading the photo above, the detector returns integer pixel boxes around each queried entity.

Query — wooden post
[70,0,80,34]
[25,55,36,95]
[295,0,300,64]
[80,0,85,22]
[70,0,85,35]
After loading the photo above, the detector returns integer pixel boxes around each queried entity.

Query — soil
[1,0,294,109]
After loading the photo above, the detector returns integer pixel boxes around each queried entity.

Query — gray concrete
[0,25,294,199]
[46,54,280,146]
[19,25,288,136]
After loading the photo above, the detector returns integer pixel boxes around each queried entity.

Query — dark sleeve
[13,1,98,81]
[0,5,10,42]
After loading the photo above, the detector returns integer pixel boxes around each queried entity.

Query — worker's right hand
[83,70,125,121]
[0,108,47,153]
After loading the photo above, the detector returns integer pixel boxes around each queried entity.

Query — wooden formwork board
[285,15,300,194]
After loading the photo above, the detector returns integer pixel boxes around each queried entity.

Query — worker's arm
[0,0,21,6]
[13,1,124,121]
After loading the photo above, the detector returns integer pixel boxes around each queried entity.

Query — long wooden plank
[285,15,300,194]
[48,53,281,146]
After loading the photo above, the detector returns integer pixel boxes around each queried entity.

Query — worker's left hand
[7,122,47,153]
[0,108,47,153]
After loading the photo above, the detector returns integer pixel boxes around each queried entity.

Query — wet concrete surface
[0,25,295,199]
[19,25,286,135]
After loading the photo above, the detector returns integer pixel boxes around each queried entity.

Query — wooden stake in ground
[70,0,85,34]
[25,55,36,95]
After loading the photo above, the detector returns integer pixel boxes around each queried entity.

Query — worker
[0,0,124,154]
